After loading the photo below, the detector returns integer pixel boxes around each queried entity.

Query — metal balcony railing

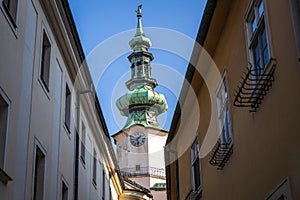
[120,166,165,178]
[209,139,233,170]
[233,61,275,112]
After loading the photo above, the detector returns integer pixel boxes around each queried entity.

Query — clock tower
[112,5,168,199]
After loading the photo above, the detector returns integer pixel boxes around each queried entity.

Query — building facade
[0,0,152,199]
[166,0,300,199]
[112,5,168,200]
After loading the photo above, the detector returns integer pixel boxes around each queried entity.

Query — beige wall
[167,0,300,199]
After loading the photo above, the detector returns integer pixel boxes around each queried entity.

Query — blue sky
[69,0,207,135]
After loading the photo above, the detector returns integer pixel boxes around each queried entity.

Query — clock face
[130,132,146,147]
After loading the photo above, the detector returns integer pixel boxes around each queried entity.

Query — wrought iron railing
[209,139,233,170]
[233,61,275,112]
[120,166,165,178]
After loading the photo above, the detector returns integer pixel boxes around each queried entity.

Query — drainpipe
[165,147,179,200]
[289,0,300,63]
[74,84,93,200]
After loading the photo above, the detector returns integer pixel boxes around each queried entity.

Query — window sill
[0,168,12,184]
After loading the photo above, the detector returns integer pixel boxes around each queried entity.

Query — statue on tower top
[136,4,142,17]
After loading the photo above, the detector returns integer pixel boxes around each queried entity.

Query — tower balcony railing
[121,166,166,178]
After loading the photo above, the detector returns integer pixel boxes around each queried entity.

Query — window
[92,149,97,186]
[64,84,71,132]
[2,0,18,27]
[80,122,86,164]
[216,73,232,144]
[40,31,51,91]
[136,165,140,171]
[33,145,45,200]
[61,180,68,200]
[191,138,201,191]
[246,0,270,77]
[0,91,9,170]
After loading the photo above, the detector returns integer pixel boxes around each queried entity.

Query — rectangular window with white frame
[246,0,271,78]
[0,88,10,174]
[64,83,71,133]
[216,73,232,145]
[40,30,51,92]
[191,137,201,192]
[2,0,18,27]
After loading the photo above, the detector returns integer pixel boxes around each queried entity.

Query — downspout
[165,147,179,200]
[289,0,300,63]
[74,85,93,200]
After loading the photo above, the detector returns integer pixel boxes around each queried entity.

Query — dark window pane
[62,181,68,200]
[41,32,51,91]
[33,147,45,200]
[64,85,71,131]
[3,0,18,25]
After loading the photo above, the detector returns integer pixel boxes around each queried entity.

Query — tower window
[136,165,140,171]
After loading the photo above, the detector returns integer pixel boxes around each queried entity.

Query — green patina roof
[116,5,168,131]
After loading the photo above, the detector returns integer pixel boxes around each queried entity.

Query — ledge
[0,168,12,184]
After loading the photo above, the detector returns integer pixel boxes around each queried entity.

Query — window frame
[80,121,86,166]
[92,148,97,187]
[61,176,69,200]
[64,82,72,134]
[216,72,232,145]
[191,137,201,192]
[0,87,10,172]
[32,140,47,200]
[1,0,19,34]
[38,25,52,97]
[265,177,293,200]
[245,0,272,78]
[102,169,106,200]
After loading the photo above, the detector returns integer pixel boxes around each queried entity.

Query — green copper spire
[116,5,168,131]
